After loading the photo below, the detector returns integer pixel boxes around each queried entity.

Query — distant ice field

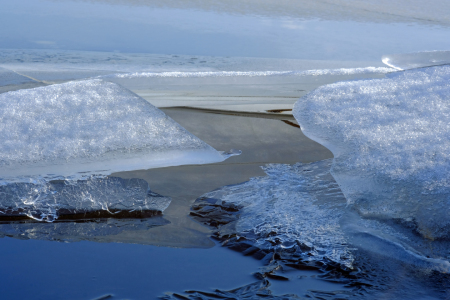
[0,50,394,114]
[2,0,450,60]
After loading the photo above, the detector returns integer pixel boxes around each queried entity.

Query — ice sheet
[0,49,388,74]
[0,79,225,179]
[294,65,450,239]
[382,50,450,70]
[100,67,392,113]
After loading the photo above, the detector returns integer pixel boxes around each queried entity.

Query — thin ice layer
[293,65,450,239]
[201,159,353,268]
[0,177,171,221]
[382,50,450,70]
[0,79,224,179]
[196,160,450,273]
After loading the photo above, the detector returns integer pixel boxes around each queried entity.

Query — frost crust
[294,65,450,239]
[0,79,224,177]
[202,160,353,268]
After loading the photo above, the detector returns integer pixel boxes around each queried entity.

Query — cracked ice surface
[294,65,450,239]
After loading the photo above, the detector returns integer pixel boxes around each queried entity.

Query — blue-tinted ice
[0,79,231,220]
[196,159,450,275]
[0,177,171,222]
[201,160,353,268]
[294,65,450,240]
[0,79,225,179]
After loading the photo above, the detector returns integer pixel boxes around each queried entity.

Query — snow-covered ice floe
[0,79,230,220]
[294,65,450,240]
[0,79,226,179]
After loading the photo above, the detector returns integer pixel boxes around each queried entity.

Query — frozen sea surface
[2,0,450,60]
[0,0,449,298]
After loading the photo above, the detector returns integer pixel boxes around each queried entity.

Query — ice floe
[294,65,450,240]
[0,79,232,221]
[192,159,450,279]
[0,79,226,180]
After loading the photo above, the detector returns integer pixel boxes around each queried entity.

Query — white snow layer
[102,67,394,79]
[294,65,450,240]
[0,79,225,179]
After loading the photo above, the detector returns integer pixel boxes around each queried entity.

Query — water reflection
[0,217,169,243]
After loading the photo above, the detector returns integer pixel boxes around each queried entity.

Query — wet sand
[112,107,332,247]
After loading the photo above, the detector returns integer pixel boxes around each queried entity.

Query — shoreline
[111,107,333,248]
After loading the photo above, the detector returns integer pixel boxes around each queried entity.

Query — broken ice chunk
[0,79,225,180]
[0,176,171,222]
[293,65,450,239]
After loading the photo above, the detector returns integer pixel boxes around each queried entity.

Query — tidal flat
[1,0,450,299]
